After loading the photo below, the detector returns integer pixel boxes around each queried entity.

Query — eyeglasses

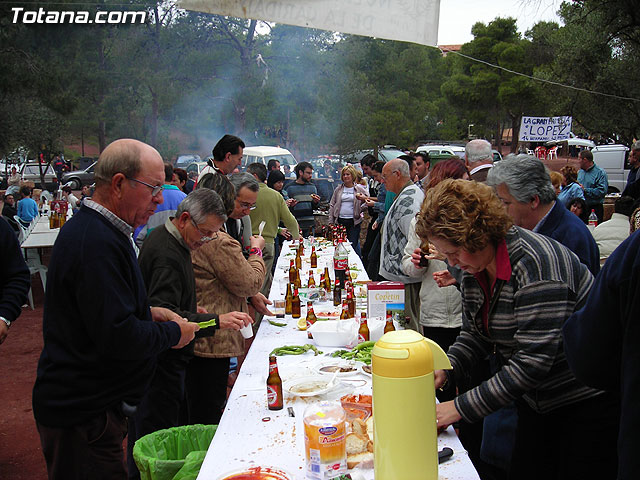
[191,218,217,242]
[239,201,257,211]
[125,176,163,196]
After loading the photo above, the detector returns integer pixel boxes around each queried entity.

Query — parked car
[20,162,58,191]
[416,144,465,159]
[185,161,209,179]
[61,162,97,190]
[591,144,629,193]
[174,154,201,170]
[241,146,298,171]
[343,148,406,165]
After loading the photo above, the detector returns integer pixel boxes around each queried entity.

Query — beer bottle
[289,259,297,284]
[323,267,332,292]
[307,270,316,288]
[295,249,302,270]
[358,312,370,343]
[298,238,305,256]
[347,290,355,318]
[267,356,284,410]
[292,288,301,318]
[306,302,317,339]
[294,268,302,289]
[310,246,318,268]
[285,283,293,315]
[340,301,350,320]
[384,310,396,333]
[333,279,342,307]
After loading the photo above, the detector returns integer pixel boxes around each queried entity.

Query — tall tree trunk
[98,120,106,153]
[510,114,520,153]
[149,87,158,147]
[97,39,107,153]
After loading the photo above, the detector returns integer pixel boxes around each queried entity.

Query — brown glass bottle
[289,259,297,284]
[292,288,301,318]
[298,238,304,256]
[267,355,283,410]
[306,302,317,339]
[333,279,342,307]
[358,313,370,343]
[295,249,302,270]
[310,246,318,268]
[323,267,332,292]
[294,268,302,289]
[340,301,350,320]
[308,270,316,288]
[347,291,356,318]
[285,283,293,315]
[384,310,396,333]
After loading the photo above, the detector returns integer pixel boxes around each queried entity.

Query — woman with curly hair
[415,179,619,479]
[557,165,585,207]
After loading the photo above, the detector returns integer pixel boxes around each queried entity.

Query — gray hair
[465,139,493,164]
[176,188,227,223]
[94,140,142,186]
[487,154,556,204]
[389,158,410,178]
[229,172,260,195]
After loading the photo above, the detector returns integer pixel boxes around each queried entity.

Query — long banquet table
[197,239,480,480]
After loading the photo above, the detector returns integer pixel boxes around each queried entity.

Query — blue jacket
[577,163,608,206]
[537,201,600,276]
[33,207,181,427]
[557,182,584,207]
[134,184,187,246]
[17,197,39,222]
[563,230,640,480]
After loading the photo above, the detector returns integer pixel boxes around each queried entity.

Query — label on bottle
[357,333,367,344]
[333,257,348,271]
[269,363,278,374]
[267,385,279,406]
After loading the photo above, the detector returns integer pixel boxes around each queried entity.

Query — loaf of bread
[347,417,374,469]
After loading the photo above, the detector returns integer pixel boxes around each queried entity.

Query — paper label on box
[367,282,405,319]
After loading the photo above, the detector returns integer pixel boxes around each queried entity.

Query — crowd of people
[0,135,639,480]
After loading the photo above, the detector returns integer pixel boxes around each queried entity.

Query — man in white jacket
[592,195,634,262]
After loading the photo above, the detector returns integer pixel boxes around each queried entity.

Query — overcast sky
[438,0,563,45]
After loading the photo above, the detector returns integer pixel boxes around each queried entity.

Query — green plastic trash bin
[133,424,217,480]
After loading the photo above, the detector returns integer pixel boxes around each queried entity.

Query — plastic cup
[240,323,254,339]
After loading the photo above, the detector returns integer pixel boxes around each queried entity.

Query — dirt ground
[0,280,48,480]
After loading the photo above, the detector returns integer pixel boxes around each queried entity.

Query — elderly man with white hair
[487,154,600,276]
[379,158,424,331]
[465,139,494,182]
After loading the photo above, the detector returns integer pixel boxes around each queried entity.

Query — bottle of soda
[285,283,293,315]
[333,279,342,307]
[384,310,396,333]
[292,288,301,318]
[289,259,297,284]
[267,356,283,410]
[588,209,598,231]
[358,313,370,343]
[310,246,318,268]
[334,240,348,287]
[308,270,316,288]
[306,302,317,339]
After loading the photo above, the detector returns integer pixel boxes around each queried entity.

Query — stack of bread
[346,416,374,469]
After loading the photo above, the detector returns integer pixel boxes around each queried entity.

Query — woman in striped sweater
[415,179,619,479]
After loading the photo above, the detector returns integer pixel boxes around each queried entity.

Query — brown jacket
[191,231,266,358]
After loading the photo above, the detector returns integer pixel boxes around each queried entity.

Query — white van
[591,144,629,193]
[241,146,298,172]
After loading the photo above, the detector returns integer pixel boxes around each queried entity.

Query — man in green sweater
[247,162,299,298]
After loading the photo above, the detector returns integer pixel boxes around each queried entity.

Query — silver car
[62,162,97,190]
[20,162,59,191]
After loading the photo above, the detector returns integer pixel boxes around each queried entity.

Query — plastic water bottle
[588,209,598,231]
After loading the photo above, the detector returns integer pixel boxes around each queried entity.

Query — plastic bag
[133,424,217,480]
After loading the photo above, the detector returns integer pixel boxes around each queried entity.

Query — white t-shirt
[339,186,355,219]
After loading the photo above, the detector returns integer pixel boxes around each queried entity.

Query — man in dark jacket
[488,154,600,275]
[33,139,199,480]
[130,189,252,479]
[0,216,30,345]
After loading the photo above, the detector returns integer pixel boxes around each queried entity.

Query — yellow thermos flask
[372,330,452,479]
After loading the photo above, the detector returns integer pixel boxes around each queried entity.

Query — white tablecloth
[197,240,479,480]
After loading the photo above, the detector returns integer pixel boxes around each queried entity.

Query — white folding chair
[23,251,47,310]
